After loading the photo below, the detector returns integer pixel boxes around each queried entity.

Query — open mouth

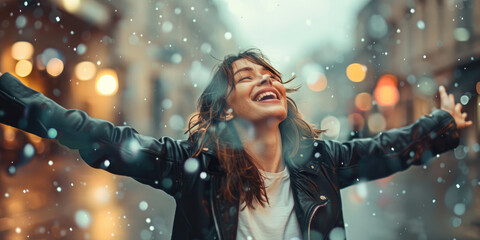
[252,87,281,102]
[255,91,279,101]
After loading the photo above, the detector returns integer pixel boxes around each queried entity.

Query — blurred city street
[0,0,479,239]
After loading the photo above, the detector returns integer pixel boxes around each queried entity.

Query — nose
[259,74,272,85]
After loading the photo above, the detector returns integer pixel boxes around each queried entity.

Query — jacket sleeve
[0,72,187,196]
[323,109,460,189]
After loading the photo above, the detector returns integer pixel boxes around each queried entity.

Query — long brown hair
[187,49,323,209]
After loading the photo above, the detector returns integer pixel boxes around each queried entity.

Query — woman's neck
[237,120,284,173]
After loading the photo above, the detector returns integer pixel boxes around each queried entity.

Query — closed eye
[238,77,252,82]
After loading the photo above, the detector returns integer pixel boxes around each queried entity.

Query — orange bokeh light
[346,63,367,82]
[374,74,399,107]
[307,73,328,92]
[354,92,373,111]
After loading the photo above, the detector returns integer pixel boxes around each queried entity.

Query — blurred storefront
[346,0,480,239]
[0,0,236,239]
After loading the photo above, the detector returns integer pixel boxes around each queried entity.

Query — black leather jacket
[0,73,460,240]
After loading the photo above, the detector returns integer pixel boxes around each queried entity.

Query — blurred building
[0,0,236,239]
[347,0,480,239]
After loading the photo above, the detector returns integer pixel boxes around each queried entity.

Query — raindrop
[162,99,173,109]
[367,15,388,39]
[55,16,60,22]
[356,181,368,199]
[23,143,35,158]
[146,218,151,223]
[200,43,212,54]
[77,44,87,55]
[16,15,27,28]
[8,166,16,175]
[453,28,470,42]
[75,210,92,229]
[57,187,62,192]
[451,217,462,227]
[139,201,148,211]
[453,203,466,216]
[184,158,199,173]
[47,128,58,138]
[162,21,173,33]
[104,160,110,168]
[174,8,181,14]
[200,171,207,179]
[460,95,469,105]
[171,53,182,64]
[224,32,232,40]
[48,160,53,166]
[416,20,425,30]
[169,114,185,131]
[329,227,346,240]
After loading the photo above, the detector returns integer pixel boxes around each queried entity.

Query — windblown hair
[186,49,323,209]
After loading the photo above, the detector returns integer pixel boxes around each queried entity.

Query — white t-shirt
[236,167,302,240]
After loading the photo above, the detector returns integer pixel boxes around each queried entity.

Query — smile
[252,87,281,102]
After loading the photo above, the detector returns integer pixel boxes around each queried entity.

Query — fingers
[449,94,455,106]
[455,103,462,113]
[465,120,473,127]
[439,85,448,101]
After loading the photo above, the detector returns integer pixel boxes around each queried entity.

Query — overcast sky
[214,0,370,69]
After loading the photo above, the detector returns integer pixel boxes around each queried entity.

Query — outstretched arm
[0,72,188,196]
[324,87,469,189]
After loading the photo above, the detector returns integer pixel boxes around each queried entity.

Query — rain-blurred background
[0,0,479,239]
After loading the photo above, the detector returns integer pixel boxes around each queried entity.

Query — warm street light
[95,69,118,96]
[11,41,34,60]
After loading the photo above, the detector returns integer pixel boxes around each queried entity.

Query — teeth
[256,91,277,101]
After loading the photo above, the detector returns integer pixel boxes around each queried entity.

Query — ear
[224,108,234,121]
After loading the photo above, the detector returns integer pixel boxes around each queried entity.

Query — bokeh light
[15,60,33,77]
[307,72,328,92]
[346,63,367,82]
[302,63,327,92]
[476,81,480,94]
[374,74,399,107]
[367,113,387,133]
[62,0,81,12]
[46,58,64,77]
[11,41,34,60]
[75,61,97,81]
[348,113,365,130]
[354,92,373,111]
[321,116,340,138]
[96,69,119,96]
[453,28,470,42]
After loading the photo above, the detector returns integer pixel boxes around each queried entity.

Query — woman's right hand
[439,85,472,130]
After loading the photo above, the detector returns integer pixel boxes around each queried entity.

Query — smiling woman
[0,49,472,240]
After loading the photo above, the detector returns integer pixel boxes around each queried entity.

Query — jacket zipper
[307,201,328,240]
[210,176,222,240]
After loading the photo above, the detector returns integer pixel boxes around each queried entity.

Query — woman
[0,49,472,240]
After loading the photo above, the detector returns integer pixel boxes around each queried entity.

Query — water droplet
[139,201,148,211]
[224,32,232,40]
[75,210,91,229]
[184,158,199,173]
[47,128,58,138]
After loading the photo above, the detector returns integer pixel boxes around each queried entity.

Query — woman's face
[226,59,287,124]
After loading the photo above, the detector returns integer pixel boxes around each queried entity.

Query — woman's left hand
[439,85,473,130]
